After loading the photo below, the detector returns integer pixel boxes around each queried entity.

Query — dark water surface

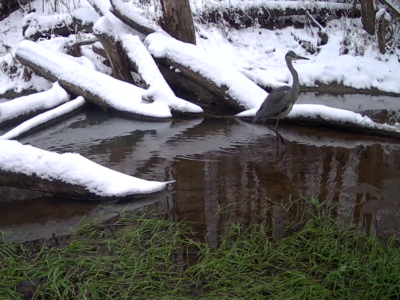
[1,93,400,242]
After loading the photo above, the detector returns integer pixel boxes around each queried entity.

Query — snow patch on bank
[196,22,400,94]
[0,82,69,123]
[0,140,171,197]
[0,96,86,140]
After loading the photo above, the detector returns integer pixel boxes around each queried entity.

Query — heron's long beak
[294,55,309,60]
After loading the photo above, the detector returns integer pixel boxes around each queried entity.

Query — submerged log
[236,104,400,140]
[198,1,361,30]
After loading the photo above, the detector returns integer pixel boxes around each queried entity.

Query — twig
[306,10,325,33]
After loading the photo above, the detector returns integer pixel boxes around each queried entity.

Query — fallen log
[23,12,75,41]
[236,104,400,140]
[110,0,157,35]
[200,1,361,29]
[0,140,172,200]
[0,82,69,127]
[144,32,267,111]
[0,96,86,140]
[93,17,135,83]
[16,40,202,119]
[198,1,361,29]
[72,7,100,33]
[120,34,204,114]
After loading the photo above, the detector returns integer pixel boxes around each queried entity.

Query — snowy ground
[1,0,399,97]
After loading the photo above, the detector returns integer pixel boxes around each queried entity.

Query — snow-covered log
[16,40,203,119]
[23,13,75,41]
[144,32,267,111]
[0,96,86,140]
[93,17,136,83]
[0,140,172,199]
[198,1,361,29]
[109,0,157,35]
[72,7,101,33]
[236,104,400,140]
[121,34,199,114]
[0,82,69,126]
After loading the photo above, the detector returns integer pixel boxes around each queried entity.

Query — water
[1,93,400,243]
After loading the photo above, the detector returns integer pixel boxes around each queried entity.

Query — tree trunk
[160,0,196,45]
[377,16,386,54]
[360,0,376,35]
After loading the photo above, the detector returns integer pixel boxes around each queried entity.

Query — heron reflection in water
[253,51,309,146]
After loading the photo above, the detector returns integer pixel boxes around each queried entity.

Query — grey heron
[252,51,309,145]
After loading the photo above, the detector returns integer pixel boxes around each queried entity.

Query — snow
[110,0,158,33]
[376,8,392,21]
[195,22,400,95]
[0,52,52,96]
[0,82,69,124]
[23,13,73,39]
[381,0,400,16]
[73,7,100,25]
[0,96,86,140]
[145,32,268,110]
[0,140,172,197]
[236,104,400,133]
[16,40,202,118]
[90,0,145,41]
[120,34,203,114]
[193,0,356,12]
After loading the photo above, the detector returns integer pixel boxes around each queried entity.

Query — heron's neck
[286,58,299,98]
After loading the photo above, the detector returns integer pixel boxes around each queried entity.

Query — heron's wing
[253,86,291,122]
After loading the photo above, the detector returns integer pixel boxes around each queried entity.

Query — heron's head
[285,51,309,61]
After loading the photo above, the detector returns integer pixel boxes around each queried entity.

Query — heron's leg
[275,118,286,146]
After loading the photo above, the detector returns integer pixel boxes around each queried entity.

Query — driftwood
[198,1,361,30]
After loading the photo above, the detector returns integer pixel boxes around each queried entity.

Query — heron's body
[252,51,308,145]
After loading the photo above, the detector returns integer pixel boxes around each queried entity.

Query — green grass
[1,200,400,299]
